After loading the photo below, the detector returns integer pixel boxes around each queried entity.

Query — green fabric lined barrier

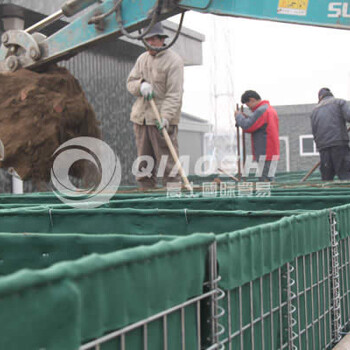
[0,207,300,235]
[0,191,349,211]
[216,210,331,291]
[271,187,350,193]
[1,181,350,209]
[0,234,214,350]
[187,170,322,183]
[269,190,350,196]
[1,186,350,349]
[0,192,166,206]
[0,191,349,212]
[217,210,332,349]
[0,233,174,276]
[103,195,350,212]
[221,251,332,350]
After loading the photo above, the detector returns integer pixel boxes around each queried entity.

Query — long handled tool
[300,126,350,182]
[241,105,246,168]
[149,99,192,191]
[236,104,241,178]
[300,161,320,182]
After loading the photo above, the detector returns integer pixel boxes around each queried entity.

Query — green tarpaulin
[0,234,214,350]
[0,207,301,235]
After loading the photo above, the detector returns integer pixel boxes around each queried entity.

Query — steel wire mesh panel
[80,300,206,350]
[221,268,287,350]
[293,250,333,350]
[220,248,334,350]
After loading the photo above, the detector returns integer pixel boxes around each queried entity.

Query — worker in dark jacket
[311,88,350,180]
[235,90,280,181]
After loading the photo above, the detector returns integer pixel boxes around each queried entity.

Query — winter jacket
[310,96,350,150]
[236,100,280,161]
[127,49,184,125]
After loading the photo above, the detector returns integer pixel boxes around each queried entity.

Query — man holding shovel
[127,22,184,189]
[235,90,280,181]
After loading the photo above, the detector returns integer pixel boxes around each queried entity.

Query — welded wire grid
[220,268,288,350]
[220,246,334,350]
[292,250,333,349]
[80,242,222,350]
[80,290,216,350]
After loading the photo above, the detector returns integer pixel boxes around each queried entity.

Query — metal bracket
[0,30,45,72]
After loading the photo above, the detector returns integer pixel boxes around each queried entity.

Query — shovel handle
[300,161,320,182]
[149,99,192,191]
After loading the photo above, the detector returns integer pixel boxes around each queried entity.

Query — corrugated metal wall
[61,46,139,185]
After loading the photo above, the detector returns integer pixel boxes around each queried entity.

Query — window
[299,135,318,156]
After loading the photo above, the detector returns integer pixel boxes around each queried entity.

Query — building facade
[275,103,319,173]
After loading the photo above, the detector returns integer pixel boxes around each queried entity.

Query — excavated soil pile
[0,65,101,182]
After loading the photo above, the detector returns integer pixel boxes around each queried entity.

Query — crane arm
[0,0,349,72]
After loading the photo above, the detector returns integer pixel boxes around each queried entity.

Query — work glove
[156,118,170,131]
[140,82,154,100]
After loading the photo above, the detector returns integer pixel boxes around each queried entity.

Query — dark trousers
[260,160,275,182]
[319,145,350,181]
[256,157,278,182]
[133,124,181,188]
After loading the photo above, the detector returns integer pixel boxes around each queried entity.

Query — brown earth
[0,65,101,182]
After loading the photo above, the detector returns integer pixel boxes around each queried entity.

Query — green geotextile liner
[0,233,175,276]
[103,195,350,212]
[0,192,169,207]
[216,210,331,290]
[0,189,349,211]
[0,191,166,205]
[0,234,214,350]
[269,189,350,196]
[0,207,300,235]
[1,182,350,209]
[4,192,335,213]
[187,170,322,183]
[0,190,349,211]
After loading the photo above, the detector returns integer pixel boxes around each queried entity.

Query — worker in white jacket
[127,22,184,189]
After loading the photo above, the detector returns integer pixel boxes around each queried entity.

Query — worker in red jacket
[235,90,280,181]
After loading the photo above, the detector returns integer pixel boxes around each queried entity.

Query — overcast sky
[170,12,350,131]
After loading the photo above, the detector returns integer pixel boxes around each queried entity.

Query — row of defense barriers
[1,193,350,348]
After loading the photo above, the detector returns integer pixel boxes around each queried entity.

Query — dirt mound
[0,65,101,182]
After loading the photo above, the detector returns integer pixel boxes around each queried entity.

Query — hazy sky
[170,12,350,131]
